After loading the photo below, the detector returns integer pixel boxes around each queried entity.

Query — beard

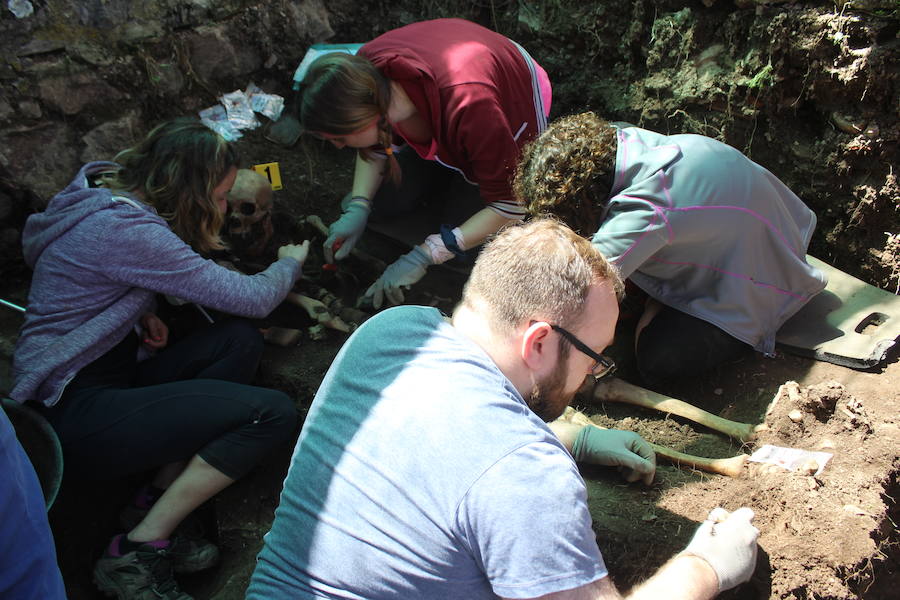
[525,364,574,422]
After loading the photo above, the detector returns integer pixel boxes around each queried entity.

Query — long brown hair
[104,118,240,253]
[299,53,401,184]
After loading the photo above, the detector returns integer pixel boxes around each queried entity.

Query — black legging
[369,146,484,224]
[635,305,751,386]
[39,318,296,480]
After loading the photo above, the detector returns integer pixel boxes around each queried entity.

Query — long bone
[563,408,748,478]
[302,215,388,273]
[286,292,352,333]
[589,378,765,443]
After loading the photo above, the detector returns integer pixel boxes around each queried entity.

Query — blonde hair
[299,53,401,184]
[514,112,617,235]
[104,118,240,253]
[460,218,623,334]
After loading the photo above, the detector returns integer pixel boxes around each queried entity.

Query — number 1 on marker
[252,162,282,191]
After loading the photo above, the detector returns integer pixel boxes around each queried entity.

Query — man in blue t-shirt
[248,219,759,600]
[0,407,66,599]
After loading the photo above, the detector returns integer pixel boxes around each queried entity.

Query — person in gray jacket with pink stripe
[514,112,826,385]
[12,118,310,600]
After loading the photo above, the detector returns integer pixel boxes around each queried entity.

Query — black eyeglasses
[550,324,617,381]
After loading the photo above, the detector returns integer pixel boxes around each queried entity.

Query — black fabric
[371,147,483,225]
[635,304,752,386]
[39,319,296,481]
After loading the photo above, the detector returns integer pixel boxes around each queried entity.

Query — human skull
[226,169,274,255]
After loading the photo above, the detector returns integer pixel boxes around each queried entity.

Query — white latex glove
[681,507,759,592]
[571,427,656,485]
[364,246,432,309]
[278,240,310,265]
[325,199,371,262]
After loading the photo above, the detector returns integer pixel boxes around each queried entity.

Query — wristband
[439,225,467,258]
[348,195,372,212]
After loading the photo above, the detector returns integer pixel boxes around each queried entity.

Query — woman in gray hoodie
[12,118,310,600]
[514,112,826,386]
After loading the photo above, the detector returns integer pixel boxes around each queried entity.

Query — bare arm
[351,152,385,200]
[548,420,582,452]
[455,206,517,249]
[623,555,718,600]
[503,555,717,600]
[503,508,758,600]
[410,206,515,264]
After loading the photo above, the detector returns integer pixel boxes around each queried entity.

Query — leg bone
[564,408,747,478]
[590,377,764,443]
[286,292,352,333]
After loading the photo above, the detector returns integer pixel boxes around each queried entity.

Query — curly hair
[513,112,617,236]
[103,118,240,253]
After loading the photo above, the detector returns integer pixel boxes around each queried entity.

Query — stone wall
[0,0,332,279]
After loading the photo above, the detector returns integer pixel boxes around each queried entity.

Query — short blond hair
[460,218,623,334]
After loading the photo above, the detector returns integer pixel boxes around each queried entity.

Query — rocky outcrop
[0,0,332,280]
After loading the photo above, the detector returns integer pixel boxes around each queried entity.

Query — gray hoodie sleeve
[93,205,301,318]
[591,197,669,280]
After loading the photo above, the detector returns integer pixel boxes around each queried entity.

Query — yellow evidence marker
[252,162,282,191]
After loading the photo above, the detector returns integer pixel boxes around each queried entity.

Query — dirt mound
[580,364,899,599]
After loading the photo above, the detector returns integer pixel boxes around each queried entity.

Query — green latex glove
[571,426,656,485]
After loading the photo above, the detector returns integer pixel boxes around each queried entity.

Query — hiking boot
[119,506,219,573]
[93,543,193,600]
[167,533,219,573]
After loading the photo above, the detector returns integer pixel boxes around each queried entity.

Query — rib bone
[590,378,764,443]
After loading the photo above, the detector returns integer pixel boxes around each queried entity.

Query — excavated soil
[51,126,898,600]
[577,358,899,600]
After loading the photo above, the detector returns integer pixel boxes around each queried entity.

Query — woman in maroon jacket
[299,18,551,307]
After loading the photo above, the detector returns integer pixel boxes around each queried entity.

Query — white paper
[748,444,833,477]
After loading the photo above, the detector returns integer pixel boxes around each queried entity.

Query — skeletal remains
[263,288,371,343]
[301,214,387,272]
[286,292,353,333]
[561,407,749,478]
[593,378,767,443]
[566,377,773,478]
[232,206,757,476]
[226,169,274,256]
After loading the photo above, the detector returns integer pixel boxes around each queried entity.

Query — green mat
[776,256,900,369]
